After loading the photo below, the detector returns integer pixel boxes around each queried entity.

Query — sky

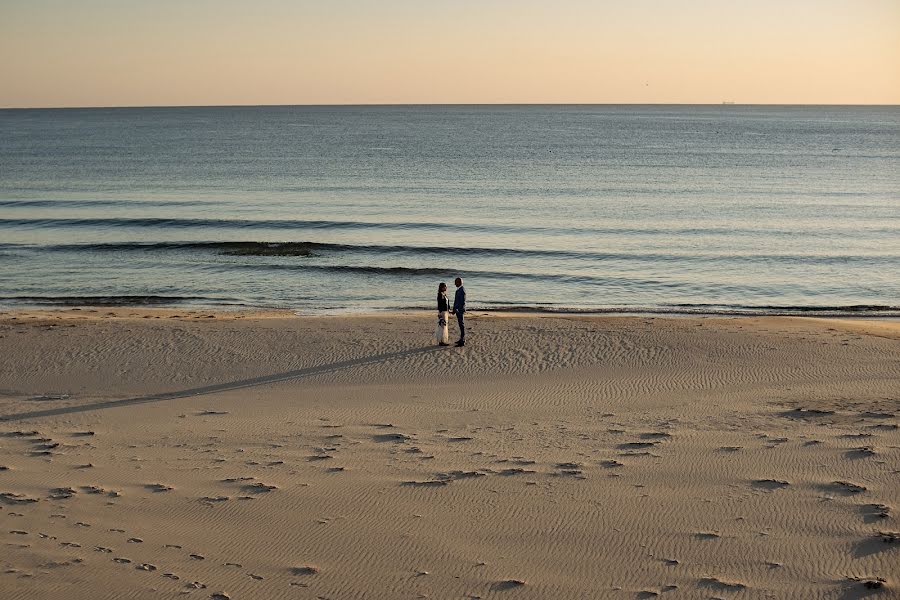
[1,0,898,108]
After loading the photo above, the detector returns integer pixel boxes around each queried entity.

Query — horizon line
[2,102,899,111]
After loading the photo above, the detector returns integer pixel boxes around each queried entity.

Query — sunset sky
[1,0,898,108]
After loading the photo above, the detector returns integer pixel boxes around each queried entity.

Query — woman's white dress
[435,311,449,344]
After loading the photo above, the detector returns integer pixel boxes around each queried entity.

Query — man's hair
[455,277,463,285]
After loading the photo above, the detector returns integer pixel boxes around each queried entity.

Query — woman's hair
[438,282,447,293]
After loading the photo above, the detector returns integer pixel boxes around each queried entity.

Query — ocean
[0,105,898,315]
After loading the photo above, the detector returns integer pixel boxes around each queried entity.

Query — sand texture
[0,309,898,599]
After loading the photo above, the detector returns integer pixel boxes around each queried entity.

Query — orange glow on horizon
[1,0,897,108]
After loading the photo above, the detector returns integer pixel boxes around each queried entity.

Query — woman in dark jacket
[434,282,450,346]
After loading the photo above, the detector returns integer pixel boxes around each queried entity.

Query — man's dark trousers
[453,283,466,344]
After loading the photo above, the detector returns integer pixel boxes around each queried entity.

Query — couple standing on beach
[435,277,466,347]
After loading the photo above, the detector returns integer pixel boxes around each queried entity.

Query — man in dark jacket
[451,277,466,347]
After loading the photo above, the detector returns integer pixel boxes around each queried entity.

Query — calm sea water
[0,105,898,315]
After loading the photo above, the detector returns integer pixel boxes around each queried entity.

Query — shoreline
[3,306,900,336]
[2,304,900,322]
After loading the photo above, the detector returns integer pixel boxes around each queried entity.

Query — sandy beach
[1,309,898,599]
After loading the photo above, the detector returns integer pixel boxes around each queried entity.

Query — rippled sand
[1,310,898,598]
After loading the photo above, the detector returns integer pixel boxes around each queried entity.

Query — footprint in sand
[499,467,535,475]
[404,479,450,487]
[853,531,900,558]
[136,563,157,572]
[113,557,132,564]
[127,537,143,544]
[184,581,207,589]
[403,471,487,487]
[752,479,791,490]
[555,462,582,469]
[868,423,898,431]
[845,446,877,459]
[200,496,230,504]
[0,492,40,505]
[491,579,526,591]
[846,576,887,592]
[290,565,320,576]
[554,462,586,479]
[48,487,77,500]
[307,454,333,461]
[618,442,657,450]
[840,432,873,440]
[436,470,488,483]
[373,432,412,443]
[145,483,174,492]
[860,503,891,522]
[698,577,747,592]
[859,411,895,420]
[826,481,867,495]
[4,430,40,437]
[242,482,277,494]
[781,408,835,420]
[874,531,899,544]
[639,432,672,440]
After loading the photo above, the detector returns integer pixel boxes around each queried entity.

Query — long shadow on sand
[1,345,442,422]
